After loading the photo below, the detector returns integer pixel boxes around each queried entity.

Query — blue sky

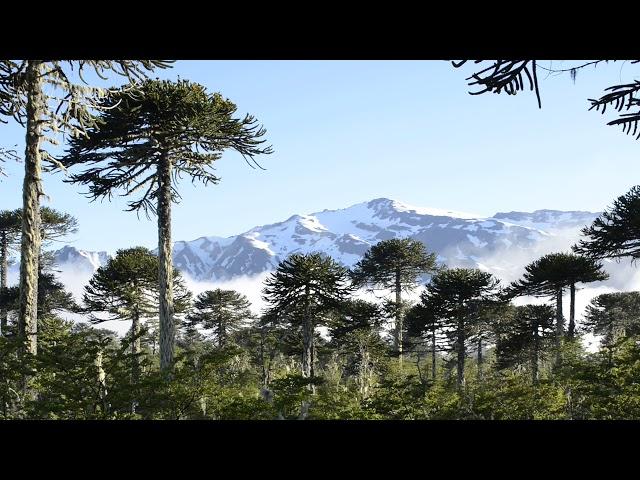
[0,60,638,252]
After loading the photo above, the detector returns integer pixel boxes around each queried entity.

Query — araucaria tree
[83,247,191,386]
[351,238,438,366]
[0,210,21,335]
[494,304,555,385]
[59,79,272,372]
[509,253,608,341]
[0,60,170,357]
[185,289,253,348]
[263,253,352,379]
[422,268,501,389]
[574,186,640,262]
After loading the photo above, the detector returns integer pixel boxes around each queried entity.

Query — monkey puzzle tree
[494,304,556,385]
[509,252,608,341]
[185,289,253,348]
[263,253,352,380]
[0,210,21,335]
[405,294,447,381]
[583,292,640,358]
[328,299,387,398]
[83,247,191,387]
[452,60,640,140]
[574,186,640,262]
[0,60,171,357]
[422,268,501,390]
[351,238,438,367]
[59,79,272,372]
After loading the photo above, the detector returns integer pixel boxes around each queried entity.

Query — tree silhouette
[59,79,272,372]
[351,238,438,367]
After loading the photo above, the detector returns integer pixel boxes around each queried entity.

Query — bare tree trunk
[457,316,465,390]
[431,331,437,380]
[130,311,141,414]
[555,288,564,365]
[568,282,576,339]
[157,151,174,372]
[95,350,108,415]
[532,320,539,385]
[131,312,141,384]
[302,284,312,379]
[395,269,403,368]
[19,60,45,358]
[477,338,483,381]
[1,231,8,335]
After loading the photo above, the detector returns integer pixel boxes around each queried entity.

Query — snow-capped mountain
[44,198,600,284]
[169,198,599,281]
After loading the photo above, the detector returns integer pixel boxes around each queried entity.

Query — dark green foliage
[185,289,253,348]
[453,60,640,140]
[509,252,608,297]
[494,304,555,382]
[351,238,438,292]
[574,186,640,261]
[83,247,190,324]
[59,79,273,216]
[582,292,640,348]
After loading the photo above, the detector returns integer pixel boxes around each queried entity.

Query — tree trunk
[130,311,141,414]
[477,338,483,381]
[131,312,141,384]
[555,287,564,365]
[19,60,45,357]
[1,231,8,336]
[532,319,539,385]
[157,151,175,372]
[302,284,312,379]
[568,282,576,339]
[395,268,403,368]
[95,349,108,415]
[431,331,437,380]
[457,316,465,390]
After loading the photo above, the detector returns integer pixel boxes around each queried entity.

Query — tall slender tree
[0,60,171,357]
[59,79,272,372]
[421,268,501,389]
[83,247,190,387]
[263,253,352,380]
[351,238,438,367]
[509,253,608,342]
[494,304,556,384]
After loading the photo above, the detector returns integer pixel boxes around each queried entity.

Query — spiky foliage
[0,147,18,178]
[574,186,640,261]
[589,70,640,140]
[328,300,388,398]
[583,292,640,349]
[494,304,556,384]
[510,253,608,297]
[509,252,608,340]
[263,253,352,379]
[351,238,438,364]
[452,60,542,108]
[59,79,273,215]
[421,268,502,389]
[59,79,272,372]
[83,247,191,388]
[2,60,171,357]
[39,207,78,245]
[185,289,253,348]
[405,294,448,381]
[452,60,640,140]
